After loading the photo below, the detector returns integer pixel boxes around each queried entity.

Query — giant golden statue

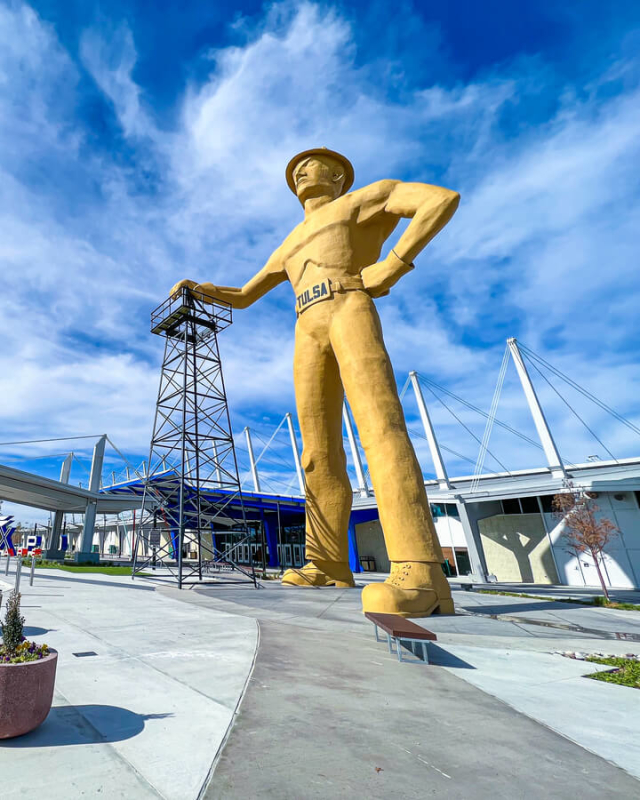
[171,148,459,617]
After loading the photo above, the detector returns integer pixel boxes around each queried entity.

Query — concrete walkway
[183,580,640,789]
[0,566,258,799]
[207,620,639,800]
[2,566,640,798]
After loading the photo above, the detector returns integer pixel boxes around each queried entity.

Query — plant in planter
[0,589,58,738]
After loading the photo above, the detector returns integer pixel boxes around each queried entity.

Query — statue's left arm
[360,181,460,298]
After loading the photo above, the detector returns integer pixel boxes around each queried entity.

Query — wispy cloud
[2,1,640,523]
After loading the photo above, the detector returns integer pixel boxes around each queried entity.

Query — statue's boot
[362,561,455,617]
[281,560,355,588]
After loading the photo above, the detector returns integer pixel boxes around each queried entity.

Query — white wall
[545,491,640,589]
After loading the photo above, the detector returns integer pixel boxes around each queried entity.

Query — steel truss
[132,287,258,588]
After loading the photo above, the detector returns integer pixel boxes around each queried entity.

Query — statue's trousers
[293,287,444,565]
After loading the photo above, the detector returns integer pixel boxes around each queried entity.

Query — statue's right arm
[171,250,287,310]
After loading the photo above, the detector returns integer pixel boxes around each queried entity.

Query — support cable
[247,430,298,474]
[252,417,288,468]
[0,434,102,446]
[471,346,510,493]
[521,351,618,463]
[417,373,576,468]
[407,428,479,469]
[106,437,146,480]
[421,382,513,475]
[519,343,640,440]
[4,452,72,461]
[418,376,548,453]
[71,453,91,475]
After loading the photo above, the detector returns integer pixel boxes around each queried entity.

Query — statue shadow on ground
[0,705,173,748]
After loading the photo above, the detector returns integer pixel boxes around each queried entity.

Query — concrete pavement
[0,565,258,799]
[207,619,639,800]
[2,565,640,798]
[186,580,640,788]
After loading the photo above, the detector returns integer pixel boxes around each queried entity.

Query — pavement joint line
[316,588,352,619]
[511,622,536,636]
[454,671,640,782]
[196,618,261,800]
[456,607,640,640]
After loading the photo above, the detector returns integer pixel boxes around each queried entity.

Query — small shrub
[1,590,24,656]
[0,590,49,664]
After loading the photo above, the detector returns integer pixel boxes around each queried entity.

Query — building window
[501,498,521,515]
[455,549,471,576]
[538,495,555,513]
[635,491,640,510]
[501,497,542,515]
[431,503,461,519]
[520,496,540,514]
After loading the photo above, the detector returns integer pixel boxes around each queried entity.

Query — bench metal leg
[396,638,429,664]
[372,627,430,665]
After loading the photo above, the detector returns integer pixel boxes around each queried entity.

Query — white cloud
[81,23,149,139]
[1,1,640,524]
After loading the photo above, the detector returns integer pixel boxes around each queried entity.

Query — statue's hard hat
[286,147,354,196]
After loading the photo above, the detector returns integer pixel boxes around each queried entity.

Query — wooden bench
[365,612,437,664]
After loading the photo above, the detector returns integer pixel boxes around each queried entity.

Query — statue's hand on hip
[361,251,415,299]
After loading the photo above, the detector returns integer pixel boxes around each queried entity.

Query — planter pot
[0,649,58,738]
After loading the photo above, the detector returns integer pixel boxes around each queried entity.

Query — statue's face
[293,155,344,202]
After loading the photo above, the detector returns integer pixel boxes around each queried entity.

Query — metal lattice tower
[132,288,257,588]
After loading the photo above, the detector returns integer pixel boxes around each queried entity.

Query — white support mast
[79,434,107,557]
[409,371,451,490]
[47,452,73,556]
[244,427,261,493]
[507,338,566,478]
[343,402,369,497]
[211,440,223,487]
[286,413,305,495]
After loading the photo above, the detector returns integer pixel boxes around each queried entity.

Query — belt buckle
[296,278,333,316]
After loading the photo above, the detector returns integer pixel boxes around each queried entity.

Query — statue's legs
[281,308,355,588]
[329,292,453,616]
[281,290,453,614]
[330,293,441,561]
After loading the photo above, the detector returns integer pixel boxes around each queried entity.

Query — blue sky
[2,0,640,522]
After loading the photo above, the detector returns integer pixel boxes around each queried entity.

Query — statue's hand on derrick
[169,279,224,305]
[170,279,199,299]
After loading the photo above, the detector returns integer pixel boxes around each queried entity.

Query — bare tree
[553,483,619,600]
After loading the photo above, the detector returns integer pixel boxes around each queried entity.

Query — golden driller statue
[171,147,460,617]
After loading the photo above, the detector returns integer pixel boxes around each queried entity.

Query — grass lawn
[585,656,640,689]
[476,589,640,612]
[21,560,138,576]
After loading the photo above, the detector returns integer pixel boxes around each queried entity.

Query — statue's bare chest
[282,204,363,286]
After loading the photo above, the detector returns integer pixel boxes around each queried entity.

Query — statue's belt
[295,276,365,316]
